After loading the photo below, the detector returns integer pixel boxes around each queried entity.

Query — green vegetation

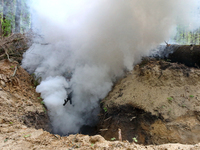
[189,95,194,98]
[174,25,200,45]
[24,134,31,138]
[182,104,186,108]
[132,137,138,143]
[111,137,116,141]
[4,138,8,142]
[166,59,171,62]
[167,97,173,103]
[43,107,46,113]
[103,107,107,112]
[0,0,31,37]
[31,73,42,87]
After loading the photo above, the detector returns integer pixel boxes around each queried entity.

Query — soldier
[63,90,73,106]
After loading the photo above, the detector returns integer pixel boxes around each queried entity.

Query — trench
[98,104,161,144]
[22,44,200,145]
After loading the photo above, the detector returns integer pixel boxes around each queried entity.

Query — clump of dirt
[99,58,200,145]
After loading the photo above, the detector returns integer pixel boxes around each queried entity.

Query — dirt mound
[99,59,200,145]
[1,60,200,149]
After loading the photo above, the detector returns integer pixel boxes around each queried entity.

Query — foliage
[0,0,31,36]
[182,104,186,107]
[103,107,107,112]
[111,137,116,141]
[24,134,31,138]
[189,95,194,98]
[174,25,200,45]
[43,107,47,113]
[167,97,173,103]
[31,73,41,87]
[132,137,138,143]
[167,97,173,102]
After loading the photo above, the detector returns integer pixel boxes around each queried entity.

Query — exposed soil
[1,59,200,149]
[99,58,200,145]
[1,34,200,149]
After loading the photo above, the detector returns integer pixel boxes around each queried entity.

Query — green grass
[167,97,173,102]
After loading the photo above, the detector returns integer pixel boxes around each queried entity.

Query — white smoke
[22,0,200,135]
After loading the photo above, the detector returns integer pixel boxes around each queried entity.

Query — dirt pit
[2,59,200,149]
[99,58,200,145]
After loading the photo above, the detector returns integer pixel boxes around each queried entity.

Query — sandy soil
[1,59,200,149]
[99,58,200,145]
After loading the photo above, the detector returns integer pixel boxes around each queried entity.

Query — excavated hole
[98,104,160,145]
[21,111,52,132]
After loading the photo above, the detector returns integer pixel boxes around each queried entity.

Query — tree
[15,0,21,33]
[1,0,16,36]
[0,0,2,37]
[21,0,31,32]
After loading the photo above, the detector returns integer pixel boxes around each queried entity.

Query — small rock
[0,118,6,124]
[0,80,6,87]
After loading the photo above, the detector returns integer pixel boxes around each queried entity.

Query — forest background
[0,0,200,45]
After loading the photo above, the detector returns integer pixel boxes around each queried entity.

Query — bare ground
[1,59,200,149]
[99,58,200,145]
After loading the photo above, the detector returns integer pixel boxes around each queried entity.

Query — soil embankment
[1,60,199,150]
[99,58,200,145]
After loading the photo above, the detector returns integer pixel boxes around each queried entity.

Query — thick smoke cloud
[22,0,200,135]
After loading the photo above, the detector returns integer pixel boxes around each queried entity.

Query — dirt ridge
[99,59,200,145]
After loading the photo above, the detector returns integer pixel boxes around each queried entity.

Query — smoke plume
[22,0,200,135]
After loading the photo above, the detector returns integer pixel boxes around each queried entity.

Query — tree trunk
[9,0,15,34]
[15,0,21,33]
[21,0,30,33]
[0,21,2,37]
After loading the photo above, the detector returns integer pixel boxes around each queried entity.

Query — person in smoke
[63,90,73,106]
[63,72,73,106]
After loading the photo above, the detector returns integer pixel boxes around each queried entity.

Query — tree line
[0,0,31,37]
[0,0,200,45]
[174,25,200,45]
